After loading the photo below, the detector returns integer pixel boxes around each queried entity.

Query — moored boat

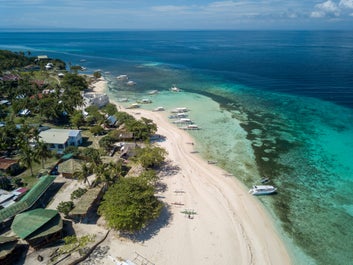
[249,185,277,195]
[170,84,181,92]
[181,124,200,130]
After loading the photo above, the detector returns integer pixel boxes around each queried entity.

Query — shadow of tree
[158,160,181,178]
[120,204,173,242]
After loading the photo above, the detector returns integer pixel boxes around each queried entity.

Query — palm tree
[35,140,52,169]
[18,140,37,176]
[73,163,92,187]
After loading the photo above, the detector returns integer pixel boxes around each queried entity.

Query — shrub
[71,187,87,200]
[57,201,74,217]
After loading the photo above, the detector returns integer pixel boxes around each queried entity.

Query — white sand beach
[42,79,293,265]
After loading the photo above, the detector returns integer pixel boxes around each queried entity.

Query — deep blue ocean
[1,30,353,265]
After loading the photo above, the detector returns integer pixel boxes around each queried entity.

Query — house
[37,55,48,61]
[0,158,20,176]
[83,92,109,108]
[57,158,84,178]
[106,115,117,126]
[11,208,63,249]
[39,129,83,154]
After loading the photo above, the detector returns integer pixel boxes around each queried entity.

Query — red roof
[0,158,18,170]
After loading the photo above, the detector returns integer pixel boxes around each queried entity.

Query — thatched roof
[126,163,145,178]
[58,158,83,174]
[69,186,103,216]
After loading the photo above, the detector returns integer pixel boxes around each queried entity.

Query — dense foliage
[57,201,74,216]
[71,187,88,200]
[0,50,34,70]
[133,144,167,168]
[98,177,163,233]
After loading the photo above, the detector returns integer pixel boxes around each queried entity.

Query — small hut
[58,158,84,178]
[11,208,63,249]
[68,186,104,223]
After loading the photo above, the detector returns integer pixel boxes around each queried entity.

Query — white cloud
[311,0,340,17]
[311,10,326,17]
[339,0,353,9]
[151,5,190,12]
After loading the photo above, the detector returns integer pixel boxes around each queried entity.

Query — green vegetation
[1,49,168,235]
[98,177,163,233]
[133,144,168,168]
[57,201,74,217]
[0,50,35,70]
[71,187,88,200]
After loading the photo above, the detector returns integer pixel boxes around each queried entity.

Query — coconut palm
[35,139,52,169]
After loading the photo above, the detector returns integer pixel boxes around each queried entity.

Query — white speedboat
[170,84,181,92]
[117,74,128,80]
[249,185,277,195]
[181,124,200,130]
[153,107,165,111]
[148,90,159,95]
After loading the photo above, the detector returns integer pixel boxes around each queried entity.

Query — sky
[1,0,353,30]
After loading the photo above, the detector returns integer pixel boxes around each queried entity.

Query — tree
[61,73,88,91]
[0,176,12,190]
[57,201,74,217]
[70,110,85,129]
[35,140,52,169]
[93,71,102,79]
[103,103,117,116]
[133,145,167,169]
[90,125,105,136]
[73,163,92,187]
[17,125,39,176]
[18,141,37,176]
[98,177,163,233]
[125,117,157,141]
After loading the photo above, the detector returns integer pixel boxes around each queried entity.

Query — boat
[173,118,193,124]
[139,98,152,104]
[260,177,270,184]
[171,107,189,113]
[148,90,159,95]
[249,185,277,195]
[117,74,128,80]
[170,84,181,92]
[126,103,140,109]
[181,124,200,130]
[153,106,165,111]
[126,80,136,86]
[117,98,128,102]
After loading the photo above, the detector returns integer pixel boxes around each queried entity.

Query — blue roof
[68,130,81,137]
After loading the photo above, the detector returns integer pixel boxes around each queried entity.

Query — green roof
[0,175,55,223]
[11,208,59,239]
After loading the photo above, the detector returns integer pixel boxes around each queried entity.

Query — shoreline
[90,79,293,264]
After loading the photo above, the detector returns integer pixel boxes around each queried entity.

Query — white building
[83,93,109,108]
[39,129,83,154]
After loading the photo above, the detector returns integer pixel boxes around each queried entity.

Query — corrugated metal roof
[0,175,55,223]
[39,129,81,145]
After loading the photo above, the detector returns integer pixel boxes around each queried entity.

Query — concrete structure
[83,93,109,108]
[39,129,82,154]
